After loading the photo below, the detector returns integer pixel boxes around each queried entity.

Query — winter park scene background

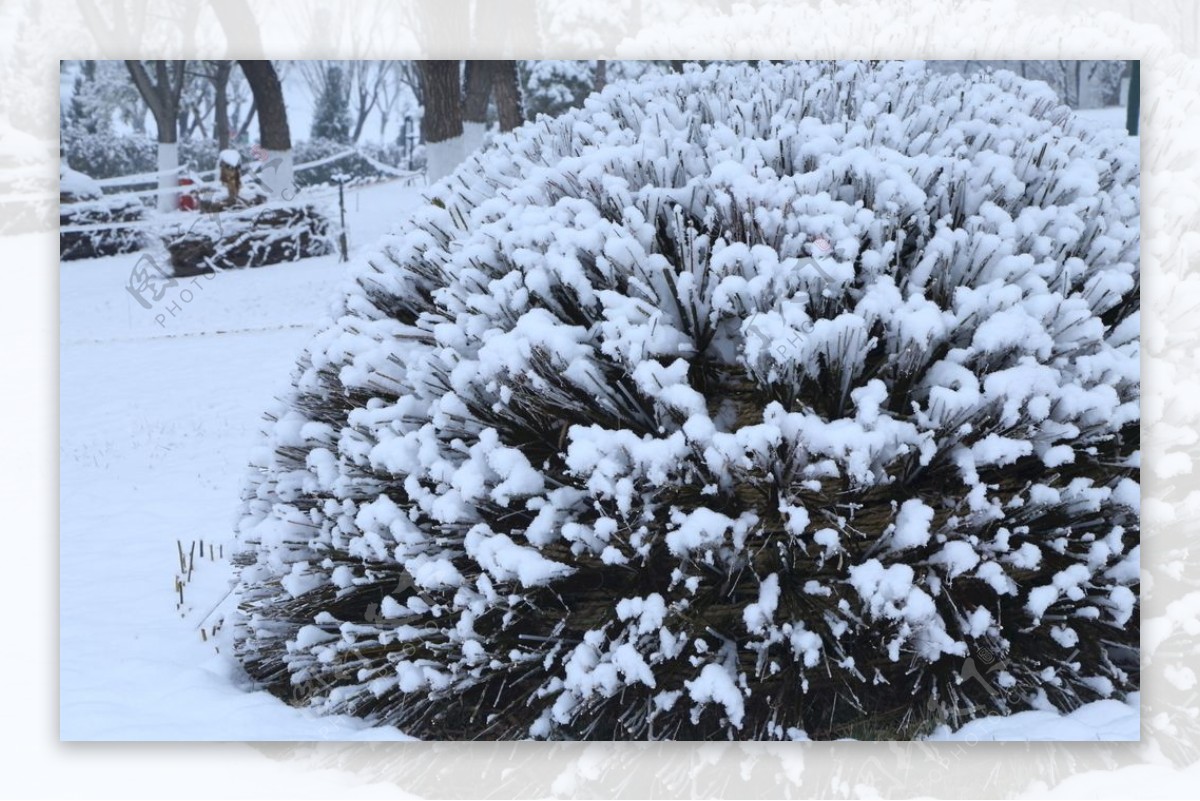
[59,59,1141,742]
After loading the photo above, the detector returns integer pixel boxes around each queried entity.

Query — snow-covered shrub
[163,203,333,276]
[59,165,146,260]
[231,61,1139,740]
[60,129,157,181]
[60,130,221,182]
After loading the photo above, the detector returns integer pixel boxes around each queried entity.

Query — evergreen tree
[66,74,98,134]
[311,64,352,144]
[518,60,594,120]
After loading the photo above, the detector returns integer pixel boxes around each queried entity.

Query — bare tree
[348,61,394,143]
[178,66,217,141]
[124,60,186,212]
[225,66,255,143]
[203,60,234,150]
[297,61,337,110]
[375,62,412,141]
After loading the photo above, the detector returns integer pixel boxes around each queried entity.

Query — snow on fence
[94,165,188,188]
[59,147,424,224]
[357,151,424,183]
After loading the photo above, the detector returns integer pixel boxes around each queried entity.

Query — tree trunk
[350,62,385,145]
[213,60,232,150]
[1126,60,1139,136]
[491,61,523,133]
[177,105,190,141]
[595,60,607,93]
[125,60,184,212]
[351,105,369,143]
[155,142,179,213]
[420,61,464,143]
[239,60,289,150]
[462,61,493,124]
[236,101,257,140]
[461,61,493,155]
[239,60,292,195]
[190,104,208,138]
[419,60,465,183]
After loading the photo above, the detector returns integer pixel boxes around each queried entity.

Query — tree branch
[125,60,166,123]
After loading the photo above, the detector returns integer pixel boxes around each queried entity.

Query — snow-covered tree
[518,60,594,120]
[310,64,352,144]
[302,61,391,145]
[231,61,1140,740]
[517,61,672,123]
[64,61,104,135]
[62,60,147,136]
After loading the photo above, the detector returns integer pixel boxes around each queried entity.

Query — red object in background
[177,176,198,211]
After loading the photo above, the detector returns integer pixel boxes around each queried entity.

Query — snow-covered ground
[60,179,421,740]
[60,115,1140,742]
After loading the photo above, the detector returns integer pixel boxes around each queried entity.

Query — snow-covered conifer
[231,61,1139,739]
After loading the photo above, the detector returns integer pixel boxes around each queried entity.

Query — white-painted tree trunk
[156,142,179,213]
[259,149,295,200]
[424,134,470,184]
[461,121,487,159]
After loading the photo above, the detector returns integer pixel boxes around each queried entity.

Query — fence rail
[94,165,188,188]
[60,148,422,216]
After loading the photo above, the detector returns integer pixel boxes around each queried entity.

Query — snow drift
[230,61,1140,740]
